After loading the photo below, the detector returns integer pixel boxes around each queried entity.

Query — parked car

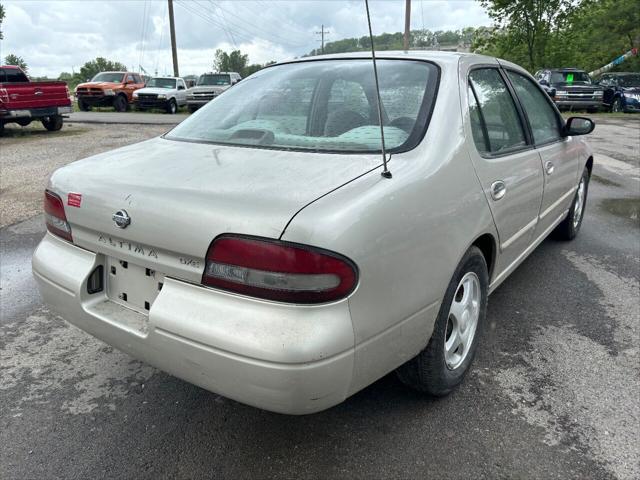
[597,72,640,113]
[186,72,241,112]
[132,77,188,114]
[33,52,595,415]
[75,72,145,112]
[535,68,603,112]
[0,65,72,135]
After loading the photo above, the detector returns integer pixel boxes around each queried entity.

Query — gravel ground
[0,122,169,228]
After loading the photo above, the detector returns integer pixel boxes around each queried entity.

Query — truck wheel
[553,167,589,241]
[42,115,64,131]
[113,95,128,112]
[396,246,488,396]
[78,99,91,111]
[611,98,623,113]
[166,99,177,114]
[0,123,4,136]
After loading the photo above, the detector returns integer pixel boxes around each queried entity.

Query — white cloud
[0,0,490,77]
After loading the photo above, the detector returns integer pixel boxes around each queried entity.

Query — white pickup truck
[132,77,187,114]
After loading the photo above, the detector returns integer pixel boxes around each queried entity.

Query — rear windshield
[198,74,231,86]
[618,74,640,87]
[0,68,29,83]
[166,59,439,153]
[550,71,592,85]
[146,77,177,89]
[91,72,125,83]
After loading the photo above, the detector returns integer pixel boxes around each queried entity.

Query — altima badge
[112,210,131,229]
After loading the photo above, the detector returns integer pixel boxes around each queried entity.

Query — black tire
[166,98,177,114]
[113,95,128,112]
[553,167,590,240]
[0,123,4,136]
[611,98,623,113]
[78,99,91,111]
[396,246,488,396]
[41,115,63,131]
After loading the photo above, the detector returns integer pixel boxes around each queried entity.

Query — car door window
[468,68,527,154]
[133,74,142,84]
[506,70,561,145]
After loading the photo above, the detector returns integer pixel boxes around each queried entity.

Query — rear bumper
[32,233,355,414]
[0,105,72,120]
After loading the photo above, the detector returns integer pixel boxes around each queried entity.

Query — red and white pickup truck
[0,65,72,135]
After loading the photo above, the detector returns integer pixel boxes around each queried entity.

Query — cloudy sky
[0,0,491,78]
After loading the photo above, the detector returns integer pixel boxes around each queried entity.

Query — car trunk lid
[49,136,381,283]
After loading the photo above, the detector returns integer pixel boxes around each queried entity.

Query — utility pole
[168,0,179,77]
[403,0,411,51]
[315,24,329,54]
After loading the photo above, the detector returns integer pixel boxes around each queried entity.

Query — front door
[464,67,544,274]
[504,69,581,234]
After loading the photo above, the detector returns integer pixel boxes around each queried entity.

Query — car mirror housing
[539,79,549,86]
[563,117,595,137]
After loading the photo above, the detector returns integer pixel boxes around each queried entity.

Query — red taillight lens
[202,235,358,304]
[44,189,72,241]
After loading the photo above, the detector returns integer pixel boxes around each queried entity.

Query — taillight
[44,189,72,242]
[202,235,358,304]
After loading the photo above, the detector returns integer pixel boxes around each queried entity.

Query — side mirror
[563,117,595,136]
[539,79,549,86]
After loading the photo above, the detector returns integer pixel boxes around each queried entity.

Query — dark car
[597,72,640,113]
[535,68,604,112]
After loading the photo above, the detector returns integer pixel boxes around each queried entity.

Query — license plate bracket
[106,257,165,314]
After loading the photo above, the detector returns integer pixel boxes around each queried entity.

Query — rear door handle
[490,181,506,201]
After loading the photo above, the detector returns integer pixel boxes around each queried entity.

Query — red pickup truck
[0,65,72,135]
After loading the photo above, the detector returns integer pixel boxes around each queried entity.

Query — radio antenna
[365,0,392,179]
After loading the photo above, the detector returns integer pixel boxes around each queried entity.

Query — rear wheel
[41,115,63,131]
[78,99,91,111]
[396,246,488,396]
[554,167,589,240]
[166,98,177,114]
[113,95,128,112]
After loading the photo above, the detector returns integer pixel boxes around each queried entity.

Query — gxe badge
[112,209,131,229]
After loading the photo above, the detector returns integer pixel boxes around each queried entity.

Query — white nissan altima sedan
[33,51,595,414]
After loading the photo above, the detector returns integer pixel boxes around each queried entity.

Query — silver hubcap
[573,177,585,228]
[444,272,481,370]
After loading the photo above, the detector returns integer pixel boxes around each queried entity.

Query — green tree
[213,49,249,74]
[77,57,127,82]
[4,53,27,72]
[479,0,574,71]
[0,2,5,40]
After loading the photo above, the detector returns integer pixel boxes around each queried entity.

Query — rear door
[504,69,580,234]
[464,66,544,272]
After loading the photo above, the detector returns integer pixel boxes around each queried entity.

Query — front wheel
[166,99,177,114]
[41,115,63,131]
[396,246,488,396]
[113,95,128,112]
[611,98,623,113]
[78,99,91,111]
[553,167,589,240]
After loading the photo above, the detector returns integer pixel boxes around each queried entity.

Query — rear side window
[506,70,561,145]
[468,68,526,154]
[1,68,29,83]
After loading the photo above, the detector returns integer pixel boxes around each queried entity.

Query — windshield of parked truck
[551,71,592,85]
[146,78,177,89]
[91,72,125,83]
[166,59,438,153]
[618,74,640,87]
[198,74,231,86]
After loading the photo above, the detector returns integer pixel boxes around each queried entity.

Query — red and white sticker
[67,193,82,207]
